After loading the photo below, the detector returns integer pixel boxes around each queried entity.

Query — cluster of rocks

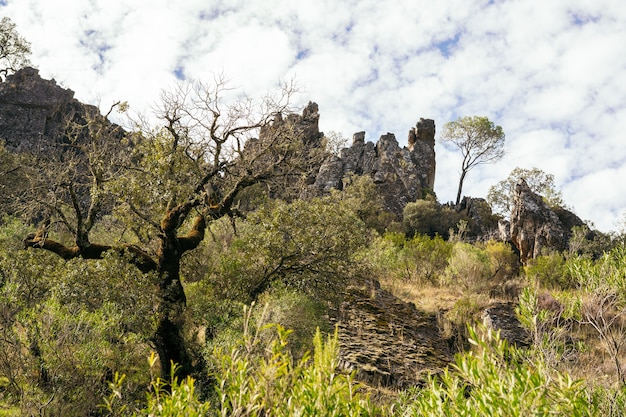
[309,119,436,216]
[333,280,452,389]
[507,179,584,264]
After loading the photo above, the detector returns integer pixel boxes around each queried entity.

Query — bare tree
[0,17,31,80]
[22,76,300,378]
[582,291,626,386]
[441,116,505,205]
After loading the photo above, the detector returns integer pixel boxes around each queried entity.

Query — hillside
[1,68,625,416]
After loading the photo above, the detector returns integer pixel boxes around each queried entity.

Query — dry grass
[379,277,461,313]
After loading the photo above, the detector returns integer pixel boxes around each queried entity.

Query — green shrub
[204,198,370,303]
[524,252,573,289]
[107,304,377,416]
[485,240,519,282]
[442,242,491,290]
[363,233,452,285]
[393,325,594,416]
[213,320,377,417]
[0,249,156,416]
[403,198,462,239]
[568,246,626,300]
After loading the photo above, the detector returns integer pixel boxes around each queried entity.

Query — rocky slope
[309,120,436,216]
[0,67,108,153]
[334,280,452,388]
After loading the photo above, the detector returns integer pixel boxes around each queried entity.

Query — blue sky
[2,0,626,231]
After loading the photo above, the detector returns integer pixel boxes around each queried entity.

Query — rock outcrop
[456,196,500,238]
[0,67,104,153]
[310,119,436,216]
[481,302,530,347]
[334,280,452,388]
[510,179,583,263]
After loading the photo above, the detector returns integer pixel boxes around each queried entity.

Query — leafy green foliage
[524,252,573,289]
[366,232,452,285]
[393,325,593,416]
[0,225,157,415]
[337,174,398,233]
[104,306,377,416]
[442,242,492,290]
[485,240,519,282]
[441,116,505,205]
[403,198,462,239]
[203,197,369,302]
[212,307,376,417]
[516,287,582,367]
[568,246,626,300]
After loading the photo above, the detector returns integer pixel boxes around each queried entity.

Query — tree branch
[23,230,157,273]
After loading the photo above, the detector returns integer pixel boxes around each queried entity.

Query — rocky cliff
[0,67,105,153]
[310,119,436,216]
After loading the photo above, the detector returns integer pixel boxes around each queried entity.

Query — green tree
[202,197,369,303]
[0,17,31,79]
[441,116,505,205]
[403,197,462,239]
[20,77,300,380]
[487,167,564,217]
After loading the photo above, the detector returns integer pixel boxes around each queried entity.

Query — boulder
[481,302,530,347]
[334,280,452,388]
[509,179,583,263]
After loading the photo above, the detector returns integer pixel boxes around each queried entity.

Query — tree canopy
[19,77,303,379]
[487,167,564,217]
[0,17,31,79]
[441,116,505,205]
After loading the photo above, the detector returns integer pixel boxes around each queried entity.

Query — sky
[2,0,626,232]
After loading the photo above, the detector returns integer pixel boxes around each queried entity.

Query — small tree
[0,17,31,79]
[441,116,505,205]
[487,167,564,217]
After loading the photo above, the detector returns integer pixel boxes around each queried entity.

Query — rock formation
[310,119,436,216]
[0,67,106,153]
[334,279,452,388]
[481,302,530,347]
[510,179,583,263]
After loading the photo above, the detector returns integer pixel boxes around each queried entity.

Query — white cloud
[2,0,626,231]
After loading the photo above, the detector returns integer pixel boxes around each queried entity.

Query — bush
[0,248,156,416]
[403,198,462,239]
[203,198,370,303]
[393,325,594,416]
[485,240,519,282]
[568,245,626,300]
[525,252,573,289]
[213,320,377,417]
[442,242,491,290]
[363,233,452,285]
[106,305,378,416]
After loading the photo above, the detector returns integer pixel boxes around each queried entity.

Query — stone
[481,302,530,347]
[334,279,452,388]
[509,179,583,263]
[310,119,436,217]
[0,67,103,153]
